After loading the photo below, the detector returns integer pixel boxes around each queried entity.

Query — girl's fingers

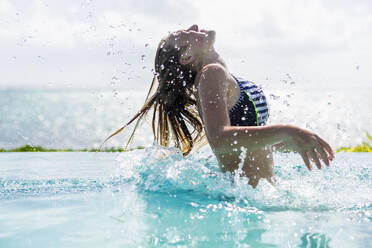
[315,143,330,166]
[300,151,312,171]
[316,136,334,160]
[309,149,322,169]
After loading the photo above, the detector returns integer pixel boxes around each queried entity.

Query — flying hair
[100,35,206,156]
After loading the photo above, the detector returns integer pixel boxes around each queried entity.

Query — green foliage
[336,133,372,153]
[1,134,371,153]
[0,145,145,153]
[9,145,49,152]
[367,133,372,142]
[337,143,372,152]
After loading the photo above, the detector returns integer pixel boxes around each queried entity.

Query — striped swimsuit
[229,75,269,126]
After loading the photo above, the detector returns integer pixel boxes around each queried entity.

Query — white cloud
[0,0,371,88]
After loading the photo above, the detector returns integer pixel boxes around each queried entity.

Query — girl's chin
[206,30,216,45]
[206,30,216,38]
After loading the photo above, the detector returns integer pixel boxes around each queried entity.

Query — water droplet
[145,43,149,47]
[141,55,146,61]
[233,132,238,136]
[182,81,186,86]
[233,140,238,145]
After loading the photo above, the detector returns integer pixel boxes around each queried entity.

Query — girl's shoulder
[197,63,238,101]
[198,63,230,87]
[201,63,228,75]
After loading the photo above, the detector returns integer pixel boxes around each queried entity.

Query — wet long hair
[101,34,205,156]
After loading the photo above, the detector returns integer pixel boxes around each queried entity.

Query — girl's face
[172,25,216,63]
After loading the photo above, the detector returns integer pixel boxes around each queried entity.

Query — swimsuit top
[229,75,269,126]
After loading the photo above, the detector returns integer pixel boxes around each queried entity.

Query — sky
[0,0,371,90]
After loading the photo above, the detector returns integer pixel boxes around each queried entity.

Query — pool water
[0,148,371,247]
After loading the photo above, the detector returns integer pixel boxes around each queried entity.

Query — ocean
[0,85,371,150]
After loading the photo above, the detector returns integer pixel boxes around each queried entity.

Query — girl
[104,24,334,188]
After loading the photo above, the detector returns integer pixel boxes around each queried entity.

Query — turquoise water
[1,149,371,247]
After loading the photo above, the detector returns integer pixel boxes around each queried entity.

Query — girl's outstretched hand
[283,126,334,170]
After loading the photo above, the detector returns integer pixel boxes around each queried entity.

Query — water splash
[112,146,372,213]
[0,150,371,247]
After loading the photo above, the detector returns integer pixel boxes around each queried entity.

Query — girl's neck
[200,47,227,69]
[191,47,227,72]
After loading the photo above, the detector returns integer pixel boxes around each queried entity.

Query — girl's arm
[197,64,334,170]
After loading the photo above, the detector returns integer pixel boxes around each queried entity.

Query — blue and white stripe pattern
[229,75,269,126]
